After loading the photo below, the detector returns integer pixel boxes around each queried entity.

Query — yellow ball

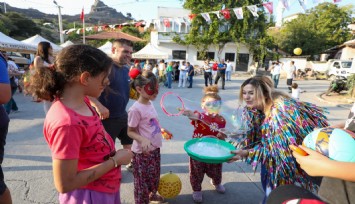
[158,171,182,199]
[294,48,302,55]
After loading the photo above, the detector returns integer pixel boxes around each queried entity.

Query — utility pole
[53,0,64,44]
[3,1,6,13]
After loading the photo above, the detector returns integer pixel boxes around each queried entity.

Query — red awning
[85,31,144,42]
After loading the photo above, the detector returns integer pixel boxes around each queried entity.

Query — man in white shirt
[178,61,188,88]
[285,61,296,92]
[225,60,233,81]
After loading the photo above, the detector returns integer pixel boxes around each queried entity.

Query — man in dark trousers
[187,62,194,88]
[214,59,226,90]
[89,39,134,171]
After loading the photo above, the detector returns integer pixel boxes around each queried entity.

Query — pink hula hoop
[160,92,185,116]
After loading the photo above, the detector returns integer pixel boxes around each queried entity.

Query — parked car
[311,59,355,80]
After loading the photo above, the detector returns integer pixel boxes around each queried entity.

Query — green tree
[175,0,270,63]
[5,12,41,40]
[269,3,353,57]
[0,14,15,35]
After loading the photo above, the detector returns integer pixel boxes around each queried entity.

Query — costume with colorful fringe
[242,97,329,192]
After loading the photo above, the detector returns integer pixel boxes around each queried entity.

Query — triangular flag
[163,18,171,27]
[80,8,84,22]
[212,11,222,19]
[333,0,341,3]
[201,13,212,23]
[298,0,307,12]
[188,14,197,21]
[247,5,259,17]
[263,2,273,14]
[281,0,289,10]
[233,8,243,20]
[221,9,231,20]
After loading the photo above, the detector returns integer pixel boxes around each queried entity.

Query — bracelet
[110,157,118,168]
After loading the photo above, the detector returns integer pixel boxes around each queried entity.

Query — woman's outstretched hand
[228,149,249,163]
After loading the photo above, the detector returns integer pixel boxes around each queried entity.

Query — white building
[147,7,253,71]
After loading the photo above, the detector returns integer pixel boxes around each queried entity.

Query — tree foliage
[4,12,41,40]
[269,3,353,57]
[175,0,270,62]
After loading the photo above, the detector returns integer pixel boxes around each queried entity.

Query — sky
[2,0,354,23]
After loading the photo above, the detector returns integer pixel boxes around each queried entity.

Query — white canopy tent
[0,32,36,53]
[133,43,169,59]
[98,41,112,55]
[60,40,74,48]
[22,34,62,53]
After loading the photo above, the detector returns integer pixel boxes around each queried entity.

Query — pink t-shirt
[128,101,162,153]
[43,97,120,193]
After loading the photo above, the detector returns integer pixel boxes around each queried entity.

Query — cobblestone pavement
[4,76,349,204]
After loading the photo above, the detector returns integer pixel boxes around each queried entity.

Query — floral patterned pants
[132,148,161,204]
[189,158,222,191]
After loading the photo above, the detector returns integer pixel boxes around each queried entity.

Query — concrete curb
[316,93,354,109]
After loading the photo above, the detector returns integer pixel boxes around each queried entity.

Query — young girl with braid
[183,85,226,203]
[30,45,133,203]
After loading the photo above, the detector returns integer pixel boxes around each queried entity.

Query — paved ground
[4,75,351,204]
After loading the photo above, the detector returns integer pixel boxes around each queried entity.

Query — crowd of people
[1,40,354,204]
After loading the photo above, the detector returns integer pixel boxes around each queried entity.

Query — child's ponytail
[29,64,66,101]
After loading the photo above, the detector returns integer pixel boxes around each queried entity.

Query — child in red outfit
[183,85,226,203]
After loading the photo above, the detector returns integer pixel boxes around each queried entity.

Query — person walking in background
[173,61,180,83]
[30,45,133,204]
[89,39,135,172]
[178,61,188,88]
[212,60,218,82]
[33,41,54,114]
[0,52,13,204]
[128,71,165,204]
[291,83,305,100]
[214,59,226,90]
[270,61,282,88]
[225,60,233,81]
[164,61,173,89]
[285,61,296,93]
[158,60,166,84]
[152,64,158,77]
[187,62,194,88]
[202,60,212,87]
[182,85,226,203]
[4,56,21,115]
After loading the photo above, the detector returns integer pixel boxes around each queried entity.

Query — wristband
[110,157,118,168]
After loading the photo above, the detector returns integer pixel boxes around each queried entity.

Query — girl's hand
[228,149,249,163]
[182,109,199,120]
[114,149,133,165]
[140,137,153,154]
[291,145,330,176]
[96,104,110,120]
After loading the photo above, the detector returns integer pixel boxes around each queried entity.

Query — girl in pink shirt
[127,70,165,204]
[29,45,133,204]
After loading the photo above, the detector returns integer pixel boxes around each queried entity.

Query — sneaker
[210,180,225,194]
[126,162,133,173]
[149,193,164,203]
[192,191,203,203]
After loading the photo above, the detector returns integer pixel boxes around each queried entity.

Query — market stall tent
[60,40,74,48]
[98,41,112,55]
[132,43,169,59]
[22,35,62,53]
[0,32,36,53]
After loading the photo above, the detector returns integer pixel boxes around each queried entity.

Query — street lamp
[53,0,64,44]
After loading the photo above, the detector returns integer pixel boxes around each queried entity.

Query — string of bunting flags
[64,0,342,34]
[155,0,342,27]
